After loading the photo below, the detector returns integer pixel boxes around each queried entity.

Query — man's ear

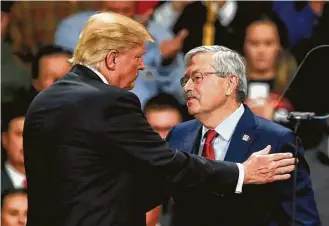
[31,79,41,92]
[105,50,118,70]
[226,75,239,96]
[1,13,10,35]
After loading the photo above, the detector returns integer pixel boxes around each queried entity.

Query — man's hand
[243,145,295,184]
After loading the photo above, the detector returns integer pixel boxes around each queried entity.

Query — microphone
[288,112,329,121]
[274,111,329,123]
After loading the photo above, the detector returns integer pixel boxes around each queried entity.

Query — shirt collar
[5,162,25,187]
[83,64,109,85]
[202,104,244,141]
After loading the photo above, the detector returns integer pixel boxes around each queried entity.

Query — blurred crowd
[1,1,329,226]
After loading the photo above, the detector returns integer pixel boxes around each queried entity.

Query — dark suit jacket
[1,168,14,192]
[23,65,240,226]
[167,106,320,226]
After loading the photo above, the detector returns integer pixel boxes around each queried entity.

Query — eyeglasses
[180,71,221,87]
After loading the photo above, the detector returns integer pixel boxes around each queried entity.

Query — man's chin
[125,82,135,90]
[186,99,200,110]
[187,107,198,116]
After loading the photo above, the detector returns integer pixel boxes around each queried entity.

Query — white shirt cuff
[235,163,244,194]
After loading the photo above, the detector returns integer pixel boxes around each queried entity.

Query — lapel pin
[242,134,250,142]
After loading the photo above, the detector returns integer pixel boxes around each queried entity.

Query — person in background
[135,1,159,16]
[291,2,329,63]
[55,1,187,107]
[144,93,183,139]
[273,1,327,48]
[1,104,27,193]
[153,1,272,54]
[1,188,28,226]
[9,1,101,60]
[1,1,30,112]
[153,1,193,30]
[243,14,296,123]
[30,45,72,93]
[13,45,72,110]
[144,93,184,226]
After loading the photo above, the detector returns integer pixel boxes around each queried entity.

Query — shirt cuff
[235,163,244,194]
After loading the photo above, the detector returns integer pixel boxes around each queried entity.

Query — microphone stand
[287,112,307,226]
[287,112,329,226]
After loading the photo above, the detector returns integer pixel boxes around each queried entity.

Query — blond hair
[69,12,154,68]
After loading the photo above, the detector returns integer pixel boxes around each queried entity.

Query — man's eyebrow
[183,72,189,78]
[137,52,146,58]
[183,68,204,78]
[187,69,200,76]
[192,69,200,74]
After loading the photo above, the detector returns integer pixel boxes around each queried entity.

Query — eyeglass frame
[180,71,231,87]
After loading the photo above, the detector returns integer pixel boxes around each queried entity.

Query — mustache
[185,91,200,99]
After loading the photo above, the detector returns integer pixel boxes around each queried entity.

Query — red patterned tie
[202,130,218,160]
[23,179,27,188]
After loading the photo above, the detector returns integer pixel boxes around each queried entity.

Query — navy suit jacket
[167,106,320,226]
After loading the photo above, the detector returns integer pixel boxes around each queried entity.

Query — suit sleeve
[103,91,239,193]
[274,131,321,226]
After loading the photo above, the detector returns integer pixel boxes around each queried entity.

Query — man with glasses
[167,45,320,226]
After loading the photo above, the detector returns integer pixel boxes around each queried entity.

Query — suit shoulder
[255,116,292,136]
[28,74,141,115]
[173,119,200,131]
[170,119,201,138]
[101,87,142,108]
[56,72,140,103]
[167,119,200,143]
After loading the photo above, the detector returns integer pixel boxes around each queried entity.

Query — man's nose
[183,78,194,93]
[139,59,146,70]
[18,214,27,225]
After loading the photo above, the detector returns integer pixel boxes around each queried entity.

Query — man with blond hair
[23,12,296,226]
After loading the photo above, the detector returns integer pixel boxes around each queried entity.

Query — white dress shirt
[4,162,26,188]
[198,104,245,193]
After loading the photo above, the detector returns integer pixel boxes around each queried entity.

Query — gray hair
[184,45,247,102]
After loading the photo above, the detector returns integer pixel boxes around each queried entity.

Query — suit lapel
[183,120,203,155]
[1,169,15,190]
[224,105,258,163]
